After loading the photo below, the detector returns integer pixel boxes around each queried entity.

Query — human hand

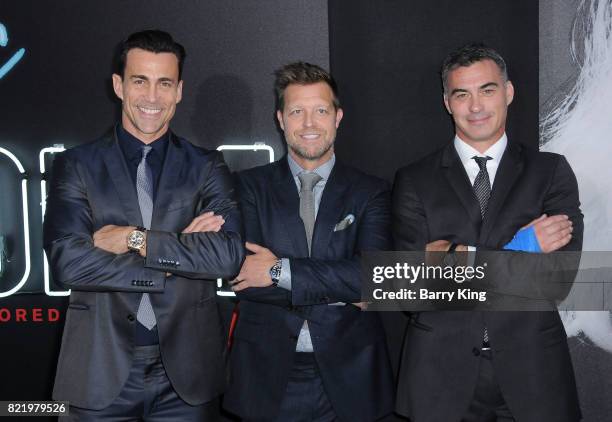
[93,225,133,254]
[230,242,278,291]
[523,214,572,253]
[182,211,225,233]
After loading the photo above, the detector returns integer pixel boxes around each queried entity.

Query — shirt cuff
[277,258,291,290]
[466,245,476,267]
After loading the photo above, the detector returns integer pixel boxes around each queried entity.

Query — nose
[146,84,158,103]
[469,96,482,113]
[302,110,314,128]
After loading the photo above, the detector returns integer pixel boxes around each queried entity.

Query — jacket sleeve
[474,155,583,302]
[43,153,166,292]
[144,152,245,279]
[233,172,292,307]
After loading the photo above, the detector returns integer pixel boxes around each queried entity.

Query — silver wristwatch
[269,259,282,286]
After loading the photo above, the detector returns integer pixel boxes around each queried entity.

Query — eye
[133,79,145,86]
[289,109,302,115]
[454,93,468,100]
[316,108,329,115]
[160,81,173,88]
[482,89,496,96]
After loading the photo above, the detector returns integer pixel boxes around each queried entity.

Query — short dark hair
[441,43,508,93]
[274,62,341,111]
[115,30,186,79]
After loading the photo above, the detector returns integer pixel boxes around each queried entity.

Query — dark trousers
[61,345,218,422]
[461,350,515,422]
[246,352,336,422]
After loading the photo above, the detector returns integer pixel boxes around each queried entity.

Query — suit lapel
[479,141,523,244]
[101,130,143,227]
[311,162,350,258]
[442,144,482,232]
[151,132,182,229]
[272,159,309,258]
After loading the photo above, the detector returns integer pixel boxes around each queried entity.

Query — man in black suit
[43,30,244,420]
[392,44,582,422]
[223,62,394,421]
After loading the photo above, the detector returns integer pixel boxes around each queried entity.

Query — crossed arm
[230,175,392,307]
[43,153,244,292]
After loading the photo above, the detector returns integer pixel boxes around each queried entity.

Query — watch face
[269,261,282,282]
[128,230,145,250]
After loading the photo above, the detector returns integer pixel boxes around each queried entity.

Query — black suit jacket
[392,141,582,422]
[223,157,394,422]
[43,130,244,410]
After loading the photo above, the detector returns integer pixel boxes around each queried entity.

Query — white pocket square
[334,213,355,232]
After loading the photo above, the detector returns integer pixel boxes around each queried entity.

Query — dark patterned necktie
[136,146,156,330]
[472,155,492,346]
[472,156,492,219]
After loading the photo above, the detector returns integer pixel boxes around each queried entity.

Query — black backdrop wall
[329,0,539,182]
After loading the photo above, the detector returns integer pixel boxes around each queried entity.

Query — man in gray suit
[44,30,244,420]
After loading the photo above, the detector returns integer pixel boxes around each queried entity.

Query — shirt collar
[117,124,169,162]
[287,153,335,181]
[453,133,507,167]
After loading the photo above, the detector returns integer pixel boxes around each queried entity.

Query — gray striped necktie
[298,172,322,255]
[472,156,491,346]
[136,145,156,330]
[296,171,322,352]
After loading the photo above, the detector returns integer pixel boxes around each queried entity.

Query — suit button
[472,347,481,356]
[158,258,163,264]
[176,261,180,267]
[131,280,136,285]
[148,281,153,286]
[127,314,135,322]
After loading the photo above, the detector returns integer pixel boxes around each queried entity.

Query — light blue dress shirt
[277,153,335,352]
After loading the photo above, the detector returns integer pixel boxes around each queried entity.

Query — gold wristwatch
[127,226,146,253]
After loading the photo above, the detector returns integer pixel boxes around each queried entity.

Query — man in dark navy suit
[224,62,394,421]
[392,44,582,422]
[44,30,244,420]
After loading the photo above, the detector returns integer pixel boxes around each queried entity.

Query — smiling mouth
[468,115,491,125]
[137,106,162,115]
[299,133,322,140]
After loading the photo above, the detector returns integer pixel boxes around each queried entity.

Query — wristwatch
[269,259,282,286]
[127,227,147,253]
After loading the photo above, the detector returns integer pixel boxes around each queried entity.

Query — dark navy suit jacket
[392,141,582,422]
[43,129,244,409]
[224,157,395,421]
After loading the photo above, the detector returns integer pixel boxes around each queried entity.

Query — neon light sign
[0,23,26,80]
[40,146,69,296]
[216,143,275,296]
[0,147,31,298]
